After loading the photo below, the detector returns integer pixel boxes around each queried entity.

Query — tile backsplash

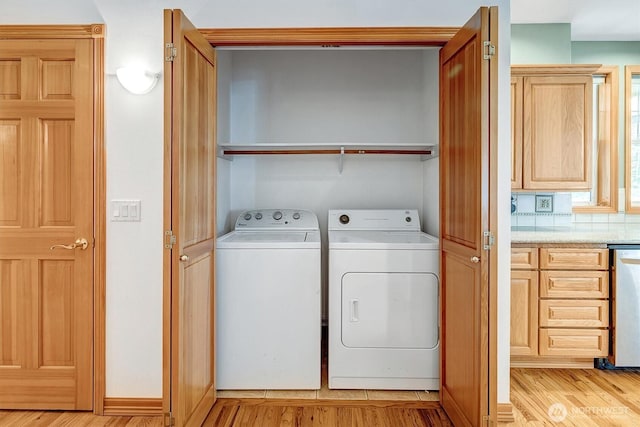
[512,189,640,227]
[511,193,573,227]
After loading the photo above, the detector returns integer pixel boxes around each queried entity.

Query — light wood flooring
[203,399,450,426]
[5,368,640,426]
[0,410,161,426]
[504,367,640,426]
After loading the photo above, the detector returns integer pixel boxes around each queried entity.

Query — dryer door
[341,272,438,349]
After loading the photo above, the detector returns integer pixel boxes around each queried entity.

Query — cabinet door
[522,75,592,190]
[510,270,538,356]
[511,76,523,189]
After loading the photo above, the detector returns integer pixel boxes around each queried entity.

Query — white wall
[226,49,433,144]
[1,0,511,404]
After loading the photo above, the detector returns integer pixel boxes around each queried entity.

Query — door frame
[162,22,499,423]
[0,24,106,413]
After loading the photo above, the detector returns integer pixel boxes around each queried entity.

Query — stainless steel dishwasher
[610,245,640,367]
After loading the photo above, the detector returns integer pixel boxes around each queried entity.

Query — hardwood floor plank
[299,407,315,427]
[336,407,354,426]
[279,406,295,427]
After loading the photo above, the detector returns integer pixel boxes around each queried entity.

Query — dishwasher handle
[620,258,640,265]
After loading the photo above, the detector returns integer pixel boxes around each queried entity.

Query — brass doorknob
[50,238,89,251]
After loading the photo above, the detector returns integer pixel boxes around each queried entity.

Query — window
[572,66,618,212]
[626,65,640,213]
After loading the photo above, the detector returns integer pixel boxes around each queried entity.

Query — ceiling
[511,0,640,41]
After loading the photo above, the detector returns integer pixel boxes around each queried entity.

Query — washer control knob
[339,214,350,225]
[273,211,283,220]
[292,212,301,220]
[255,212,263,220]
[243,213,252,221]
[405,216,412,222]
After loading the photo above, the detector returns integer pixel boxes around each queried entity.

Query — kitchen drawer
[539,300,609,328]
[540,248,608,270]
[540,270,609,298]
[539,328,608,357]
[511,247,538,269]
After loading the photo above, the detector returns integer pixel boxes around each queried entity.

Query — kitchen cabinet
[511,65,600,191]
[511,246,609,366]
[510,248,540,358]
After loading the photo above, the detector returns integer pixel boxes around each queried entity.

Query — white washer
[328,209,439,390]
[216,209,321,389]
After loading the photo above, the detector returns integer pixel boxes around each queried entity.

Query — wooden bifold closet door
[164,9,218,427]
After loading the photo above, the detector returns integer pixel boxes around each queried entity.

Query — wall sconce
[116,66,160,95]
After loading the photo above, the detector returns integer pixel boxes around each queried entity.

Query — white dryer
[328,209,439,390]
[216,209,321,389]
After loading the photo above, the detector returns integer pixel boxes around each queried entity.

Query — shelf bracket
[338,146,344,174]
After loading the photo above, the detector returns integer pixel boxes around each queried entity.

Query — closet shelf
[217,143,438,161]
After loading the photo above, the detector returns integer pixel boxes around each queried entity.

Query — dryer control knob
[255,212,263,220]
[273,211,283,220]
[292,212,301,220]
[339,214,350,224]
[243,213,252,221]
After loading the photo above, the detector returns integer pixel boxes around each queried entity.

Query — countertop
[511,223,640,244]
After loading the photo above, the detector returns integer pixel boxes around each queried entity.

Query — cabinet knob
[179,254,189,262]
[470,256,480,263]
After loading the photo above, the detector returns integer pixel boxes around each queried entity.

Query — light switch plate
[111,200,141,221]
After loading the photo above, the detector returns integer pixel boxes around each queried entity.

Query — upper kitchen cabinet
[511,65,601,191]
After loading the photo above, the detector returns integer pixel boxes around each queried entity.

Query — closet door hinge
[165,43,177,62]
[483,230,495,250]
[483,41,495,60]
[164,230,176,249]
[164,412,175,427]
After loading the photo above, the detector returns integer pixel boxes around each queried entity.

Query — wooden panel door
[439,7,497,426]
[0,39,94,409]
[165,9,217,427]
[523,75,592,190]
[510,270,538,356]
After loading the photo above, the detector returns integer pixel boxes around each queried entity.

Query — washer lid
[217,230,320,249]
[329,230,439,250]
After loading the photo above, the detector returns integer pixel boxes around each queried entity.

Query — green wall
[511,24,572,64]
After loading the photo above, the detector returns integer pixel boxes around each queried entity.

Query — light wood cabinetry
[510,248,539,356]
[511,65,600,191]
[511,269,539,356]
[511,246,610,366]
